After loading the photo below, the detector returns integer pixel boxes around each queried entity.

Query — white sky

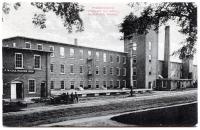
[1,2,197,64]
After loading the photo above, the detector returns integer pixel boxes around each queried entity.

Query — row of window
[50,46,126,64]
[15,53,41,69]
[50,63,127,76]
[50,80,127,89]
[16,42,127,64]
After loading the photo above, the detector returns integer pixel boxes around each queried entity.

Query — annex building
[2,26,198,101]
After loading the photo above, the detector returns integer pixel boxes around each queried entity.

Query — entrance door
[11,81,23,99]
[41,82,46,98]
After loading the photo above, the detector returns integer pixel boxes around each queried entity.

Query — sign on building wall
[3,68,35,73]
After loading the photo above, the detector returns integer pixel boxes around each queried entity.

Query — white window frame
[49,46,55,57]
[116,67,120,76]
[88,50,92,58]
[123,80,126,88]
[28,79,36,93]
[70,64,74,74]
[123,56,126,64]
[15,53,23,69]
[116,80,120,88]
[60,47,65,58]
[123,68,126,76]
[79,49,83,60]
[60,80,65,90]
[96,52,99,61]
[13,43,16,47]
[37,44,43,51]
[103,53,107,62]
[60,64,65,74]
[34,54,41,69]
[25,42,31,49]
[70,48,75,58]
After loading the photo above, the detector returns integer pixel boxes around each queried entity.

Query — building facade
[2,36,129,100]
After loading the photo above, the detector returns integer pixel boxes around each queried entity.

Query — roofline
[3,36,128,54]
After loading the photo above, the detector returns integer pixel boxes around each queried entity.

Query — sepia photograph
[1,0,198,127]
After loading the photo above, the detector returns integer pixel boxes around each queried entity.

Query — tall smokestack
[163,26,170,78]
[74,38,78,46]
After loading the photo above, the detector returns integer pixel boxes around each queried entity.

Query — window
[70,64,74,74]
[116,67,120,76]
[61,80,65,89]
[117,55,120,63]
[149,42,152,50]
[149,54,152,62]
[116,80,120,88]
[50,63,54,72]
[103,66,106,75]
[34,55,41,69]
[37,44,43,50]
[123,68,126,76]
[133,67,136,76]
[133,80,137,88]
[133,55,136,64]
[110,55,113,62]
[123,80,126,88]
[110,67,113,75]
[103,81,107,88]
[70,48,75,57]
[15,53,23,68]
[149,71,152,75]
[80,65,83,74]
[88,50,92,58]
[122,56,126,64]
[49,46,55,57]
[70,81,75,89]
[60,47,65,57]
[80,81,84,88]
[13,43,16,47]
[96,52,99,61]
[28,79,35,93]
[88,65,92,75]
[50,81,54,89]
[60,64,65,74]
[88,80,92,88]
[133,42,137,50]
[103,53,106,62]
[110,80,113,88]
[25,42,31,49]
[96,81,99,88]
[96,66,99,75]
[79,49,83,59]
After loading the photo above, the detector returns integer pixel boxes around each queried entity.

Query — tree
[120,2,197,59]
[2,2,84,33]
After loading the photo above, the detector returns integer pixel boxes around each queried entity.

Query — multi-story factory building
[2,36,129,100]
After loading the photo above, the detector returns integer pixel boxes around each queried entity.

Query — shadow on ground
[111,103,197,127]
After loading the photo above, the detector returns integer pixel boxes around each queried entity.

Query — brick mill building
[2,26,198,101]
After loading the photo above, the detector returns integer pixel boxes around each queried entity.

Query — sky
[1,1,197,64]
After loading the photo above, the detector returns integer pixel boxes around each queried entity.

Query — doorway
[41,82,46,98]
[11,81,23,100]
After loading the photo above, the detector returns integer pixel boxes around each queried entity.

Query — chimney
[163,26,170,78]
[74,38,78,46]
